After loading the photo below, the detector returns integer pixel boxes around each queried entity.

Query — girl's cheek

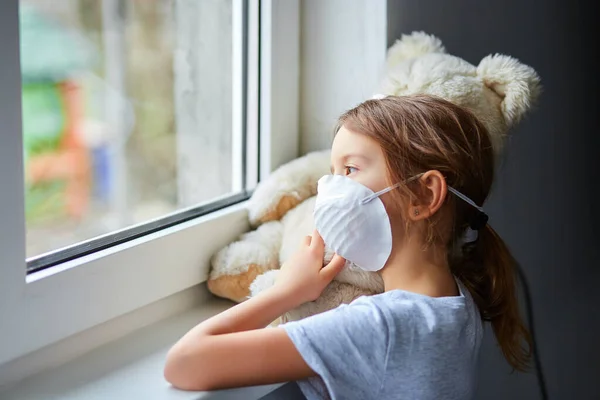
[382,194,406,222]
[361,171,389,194]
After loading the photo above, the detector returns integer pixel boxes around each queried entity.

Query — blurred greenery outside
[22,0,179,257]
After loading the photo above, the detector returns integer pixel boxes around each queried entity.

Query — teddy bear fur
[207,31,541,325]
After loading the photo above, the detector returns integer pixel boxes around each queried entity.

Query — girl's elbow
[164,348,186,388]
[164,347,210,391]
[165,372,210,392]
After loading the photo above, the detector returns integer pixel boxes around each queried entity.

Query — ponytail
[453,224,532,371]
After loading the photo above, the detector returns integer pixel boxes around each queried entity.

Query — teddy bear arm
[251,272,377,327]
[207,220,283,303]
[279,280,376,324]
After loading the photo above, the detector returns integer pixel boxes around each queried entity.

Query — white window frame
[0,0,299,370]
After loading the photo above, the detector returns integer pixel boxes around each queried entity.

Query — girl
[164,94,532,399]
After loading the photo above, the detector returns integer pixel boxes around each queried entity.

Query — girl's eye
[344,166,358,175]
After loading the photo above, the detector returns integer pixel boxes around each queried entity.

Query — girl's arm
[164,231,345,391]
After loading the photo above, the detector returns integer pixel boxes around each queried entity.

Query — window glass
[20,0,241,259]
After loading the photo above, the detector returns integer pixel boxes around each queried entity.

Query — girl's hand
[274,229,346,305]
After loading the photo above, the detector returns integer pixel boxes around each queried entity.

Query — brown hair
[336,94,532,371]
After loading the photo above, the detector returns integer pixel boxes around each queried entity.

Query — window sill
[1,200,252,367]
[0,287,285,400]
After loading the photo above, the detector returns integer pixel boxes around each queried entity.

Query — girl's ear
[408,170,447,221]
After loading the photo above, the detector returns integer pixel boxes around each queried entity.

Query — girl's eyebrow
[343,153,370,163]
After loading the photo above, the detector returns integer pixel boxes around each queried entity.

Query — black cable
[515,262,549,400]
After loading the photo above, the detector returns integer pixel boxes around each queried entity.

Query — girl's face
[331,126,409,244]
[330,126,394,208]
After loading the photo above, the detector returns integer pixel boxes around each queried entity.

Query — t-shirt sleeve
[281,298,392,399]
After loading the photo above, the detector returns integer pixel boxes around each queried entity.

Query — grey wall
[387,0,600,398]
[299,0,386,154]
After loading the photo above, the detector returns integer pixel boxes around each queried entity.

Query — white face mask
[313,173,487,272]
[313,174,399,272]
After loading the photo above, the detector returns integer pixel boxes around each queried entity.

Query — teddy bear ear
[386,31,446,68]
[477,54,542,127]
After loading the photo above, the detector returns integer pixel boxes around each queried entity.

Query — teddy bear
[206,31,541,325]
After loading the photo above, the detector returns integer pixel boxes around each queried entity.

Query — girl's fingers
[320,254,346,281]
[309,229,325,250]
[301,235,312,248]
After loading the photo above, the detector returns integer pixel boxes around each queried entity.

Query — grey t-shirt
[281,279,483,400]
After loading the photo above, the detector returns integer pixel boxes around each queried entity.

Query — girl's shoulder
[353,280,481,334]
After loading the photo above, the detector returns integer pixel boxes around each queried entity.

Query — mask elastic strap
[360,174,489,230]
[360,184,399,204]
[447,187,484,212]
[360,173,424,205]
[448,187,489,230]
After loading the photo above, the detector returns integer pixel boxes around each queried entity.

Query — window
[20,0,257,272]
[0,0,299,375]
